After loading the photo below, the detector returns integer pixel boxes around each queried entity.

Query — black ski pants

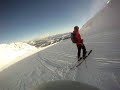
[77,44,86,59]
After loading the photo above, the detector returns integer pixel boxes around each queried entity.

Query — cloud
[90,0,109,16]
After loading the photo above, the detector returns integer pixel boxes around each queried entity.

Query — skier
[73,26,87,61]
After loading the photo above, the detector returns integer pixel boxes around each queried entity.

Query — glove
[81,39,83,43]
[80,43,83,46]
[81,39,84,46]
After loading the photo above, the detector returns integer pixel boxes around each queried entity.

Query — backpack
[71,32,78,43]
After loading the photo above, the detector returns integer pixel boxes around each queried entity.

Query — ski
[70,58,82,70]
[70,50,92,69]
[76,50,92,67]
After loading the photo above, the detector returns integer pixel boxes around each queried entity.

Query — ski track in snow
[36,52,75,80]
[45,50,77,59]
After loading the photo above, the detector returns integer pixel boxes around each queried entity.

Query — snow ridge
[0,42,37,71]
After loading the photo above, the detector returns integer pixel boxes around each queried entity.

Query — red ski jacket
[73,29,83,45]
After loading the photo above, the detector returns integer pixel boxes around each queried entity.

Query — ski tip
[90,50,92,52]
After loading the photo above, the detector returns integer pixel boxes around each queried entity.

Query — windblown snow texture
[0,0,120,90]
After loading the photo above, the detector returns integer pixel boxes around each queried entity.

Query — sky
[0,0,109,43]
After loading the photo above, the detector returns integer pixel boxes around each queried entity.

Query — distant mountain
[0,42,37,69]
[27,32,71,48]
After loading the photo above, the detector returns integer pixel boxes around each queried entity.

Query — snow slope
[0,42,37,71]
[0,0,120,90]
[0,42,60,72]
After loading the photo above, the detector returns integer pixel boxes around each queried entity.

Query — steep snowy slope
[0,0,120,90]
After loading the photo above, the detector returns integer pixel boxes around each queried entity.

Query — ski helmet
[74,26,79,30]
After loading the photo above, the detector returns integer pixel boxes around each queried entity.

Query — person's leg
[82,44,87,57]
[77,45,81,60]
